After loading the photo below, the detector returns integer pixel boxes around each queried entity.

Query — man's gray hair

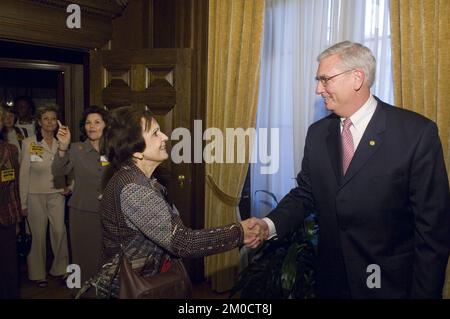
[318,41,376,88]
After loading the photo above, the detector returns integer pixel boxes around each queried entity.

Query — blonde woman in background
[20,105,70,287]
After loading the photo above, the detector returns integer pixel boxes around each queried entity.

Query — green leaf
[281,243,299,296]
[254,190,279,205]
[231,213,318,299]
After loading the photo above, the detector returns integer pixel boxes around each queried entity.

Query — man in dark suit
[246,41,450,298]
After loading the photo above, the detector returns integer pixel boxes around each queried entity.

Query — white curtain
[251,0,393,217]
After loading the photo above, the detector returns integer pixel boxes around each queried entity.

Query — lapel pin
[369,140,375,146]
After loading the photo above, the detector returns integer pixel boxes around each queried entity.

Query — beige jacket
[20,135,66,210]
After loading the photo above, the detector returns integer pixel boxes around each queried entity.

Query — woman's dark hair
[0,105,18,141]
[13,96,36,117]
[79,105,110,154]
[34,105,59,142]
[102,106,154,189]
[1,104,18,125]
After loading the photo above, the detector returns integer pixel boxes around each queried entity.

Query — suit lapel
[339,102,386,190]
[326,114,342,186]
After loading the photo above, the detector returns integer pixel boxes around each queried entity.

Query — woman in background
[52,105,109,284]
[0,106,22,298]
[14,96,36,137]
[1,104,28,159]
[20,105,69,287]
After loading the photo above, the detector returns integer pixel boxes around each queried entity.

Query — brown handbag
[111,189,192,299]
[118,253,192,299]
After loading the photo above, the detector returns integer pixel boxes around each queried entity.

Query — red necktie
[341,118,354,175]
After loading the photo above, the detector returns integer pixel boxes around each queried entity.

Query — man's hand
[240,217,269,249]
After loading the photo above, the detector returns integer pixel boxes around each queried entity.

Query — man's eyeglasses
[315,69,354,86]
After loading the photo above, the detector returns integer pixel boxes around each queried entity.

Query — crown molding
[26,0,127,18]
[0,0,121,49]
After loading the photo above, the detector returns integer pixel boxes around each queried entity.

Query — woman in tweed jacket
[89,106,259,298]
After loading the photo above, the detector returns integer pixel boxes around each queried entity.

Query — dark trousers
[69,208,102,284]
[0,223,19,299]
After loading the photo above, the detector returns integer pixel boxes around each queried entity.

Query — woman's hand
[56,120,71,150]
[240,217,269,249]
[61,187,72,196]
[240,217,264,247]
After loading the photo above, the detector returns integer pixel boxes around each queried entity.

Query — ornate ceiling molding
[0,0,123,49]
[26,0,127,18]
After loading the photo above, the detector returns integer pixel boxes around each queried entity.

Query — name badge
[30,143,44,156]
[30,154,44,162]
[100,155,110,167]
[1,169,15,182]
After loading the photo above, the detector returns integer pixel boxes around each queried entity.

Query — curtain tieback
[205,174,241,207]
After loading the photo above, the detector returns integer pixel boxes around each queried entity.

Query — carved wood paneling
[101,49,178,64]
[98,49,189,114]
[147,66,174,88]
[111,0,149,50]
[103,65,131,88]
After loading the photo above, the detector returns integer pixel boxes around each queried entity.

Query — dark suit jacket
[267,98,450,298]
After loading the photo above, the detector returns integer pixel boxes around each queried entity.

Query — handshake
[240,218,269,249]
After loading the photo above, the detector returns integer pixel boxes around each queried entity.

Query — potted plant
[231,190,318,299]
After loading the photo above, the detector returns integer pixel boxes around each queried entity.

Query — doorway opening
[0,40,88,139]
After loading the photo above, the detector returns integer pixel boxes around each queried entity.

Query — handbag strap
[20,216,32,236]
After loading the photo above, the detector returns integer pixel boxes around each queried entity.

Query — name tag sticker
[1,169,15,182]
[30,143,44,156]
[30,154,44,162]
[100,155,109,166]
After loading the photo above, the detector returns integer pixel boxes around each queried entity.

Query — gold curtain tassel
[205,174,241,207]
